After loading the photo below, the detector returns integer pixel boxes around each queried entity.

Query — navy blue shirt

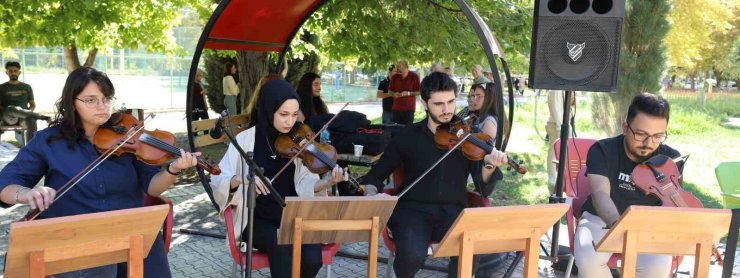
[0,127,160,218]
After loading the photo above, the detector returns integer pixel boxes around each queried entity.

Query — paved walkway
[0,132,736,277]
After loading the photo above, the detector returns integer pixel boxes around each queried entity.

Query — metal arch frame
[185,0,521,276]
[186,0,518,208]
[276,0,331,72]
[454,0,516,152]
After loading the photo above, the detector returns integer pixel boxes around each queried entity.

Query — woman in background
[222,62,239,116]
[296,72,328,122]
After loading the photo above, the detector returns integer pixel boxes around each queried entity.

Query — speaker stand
[548,90,573,262]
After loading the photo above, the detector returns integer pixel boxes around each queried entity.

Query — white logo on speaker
[567,42,585,62]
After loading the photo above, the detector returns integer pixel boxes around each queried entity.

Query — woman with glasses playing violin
[575,93,678,277]
[210,80,348,278]
[457,82,499,143]
[0,67,200,277]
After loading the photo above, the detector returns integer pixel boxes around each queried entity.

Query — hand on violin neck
[484,149,508,167]
[169,149,202,173]
[326,165,349,184]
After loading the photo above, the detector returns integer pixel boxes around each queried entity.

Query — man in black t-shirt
[575,93,677,277]
[376,65,397,124]
[0,61,50,142]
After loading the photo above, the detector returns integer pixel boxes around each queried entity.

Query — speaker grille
[530,17,622,92]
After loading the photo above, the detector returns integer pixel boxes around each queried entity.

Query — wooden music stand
[5,205,169,278]
[433,203,569,278]
[278,196,398,278]
[596,206,732,278]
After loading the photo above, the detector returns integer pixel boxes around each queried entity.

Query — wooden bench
[0,124,28,146]
[191,115,250,148]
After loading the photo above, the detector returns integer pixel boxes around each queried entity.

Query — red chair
[563,167,682,277]
[382,166,490,277]
[552,137,596,272]
[143,194,174,253]
[223,206,340,277]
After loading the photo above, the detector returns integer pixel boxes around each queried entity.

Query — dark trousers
[392,110,414,126]
[244,217,322,278]
[116,232,172,278]
[192,108,209,121]
[387,202,478,278]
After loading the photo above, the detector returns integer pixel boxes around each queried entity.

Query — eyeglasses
[627,124,667,143]
[467,94,483,100]
[76,96,116,108]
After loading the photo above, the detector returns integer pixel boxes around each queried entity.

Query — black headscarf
[256,80,301,141]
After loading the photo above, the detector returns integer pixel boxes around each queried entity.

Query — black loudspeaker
[528,0,625,92]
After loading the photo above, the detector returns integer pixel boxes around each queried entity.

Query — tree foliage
[294,0,533,73]
[593,0,671,135]
[0,0,204,71]
[665,0,736,78]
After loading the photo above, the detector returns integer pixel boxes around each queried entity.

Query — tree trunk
[235,51,270,114]
[64,46,99,73]
[83,48,98,67]
[64,46,82,73]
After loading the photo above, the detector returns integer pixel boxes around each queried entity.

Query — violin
[274,123,365,196]
[434,118,527,174]
[21,112,220,221]
[94,112,221,175]
[631,154,723,265]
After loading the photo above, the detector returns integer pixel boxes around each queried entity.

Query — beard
[427,109,452,125]
[9,75,18,81]
[625,140,656,162]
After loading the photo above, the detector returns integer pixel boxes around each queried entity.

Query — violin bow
[22,113,157,221]
[397,132,472,198]
[270,103,349,183]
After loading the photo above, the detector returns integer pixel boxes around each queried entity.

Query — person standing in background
[388,60,420,126]
[191,69,209,121]
[0,61,50,141]
[377,65,397,124]
[545,90,575,190]
[222,62,239,116]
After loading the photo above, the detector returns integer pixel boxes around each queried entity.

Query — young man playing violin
[575,93,679,277]
[360,72,508,278]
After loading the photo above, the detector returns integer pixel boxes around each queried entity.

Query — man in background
[377,65,397,124]
[0,61,49,142]
[388,60,420,126]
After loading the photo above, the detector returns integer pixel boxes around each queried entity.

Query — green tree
[0,0,203,72]
[299,0,532,72]
[592,0,671,135]
[665,0,736,88]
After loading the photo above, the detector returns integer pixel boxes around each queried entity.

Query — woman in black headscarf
[211,80,348,277]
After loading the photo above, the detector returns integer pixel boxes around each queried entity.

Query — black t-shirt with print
[581,134,681,217]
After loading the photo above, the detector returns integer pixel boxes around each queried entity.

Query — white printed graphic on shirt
[617,172,636,191]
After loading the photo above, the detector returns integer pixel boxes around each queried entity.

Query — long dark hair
[48,67,115,147]
[296,72,327,119]
[470,82,497,120]
[223,62,234,77]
